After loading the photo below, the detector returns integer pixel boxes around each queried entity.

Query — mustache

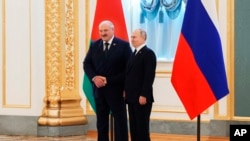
[101,34,108,37]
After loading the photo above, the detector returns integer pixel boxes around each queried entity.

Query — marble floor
[0,134,229,141]
[0,135,96,141]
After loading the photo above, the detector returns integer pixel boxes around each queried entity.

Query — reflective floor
[0,134,229,141]
[0,135,96,141]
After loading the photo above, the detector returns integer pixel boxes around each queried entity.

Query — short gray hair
[138,28,147,40]
[99,20,114,29]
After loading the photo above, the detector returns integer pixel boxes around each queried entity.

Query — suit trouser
[95,91,128,141]
[128,102,152,141]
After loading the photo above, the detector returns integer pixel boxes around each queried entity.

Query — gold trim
[214,0,235,120]
[232,117,250,121]
[156,71,171,74]
[38,0,87,126]
[2,0,32,108]
[228,0,235,119]
[152,108,209,114]
[85,0,90,53]
[2,0,6,107]
[84,1,236,120]
[85,0,95,115]
[74,0,80,93]
[212,0,219,119]
[151,118,211,122]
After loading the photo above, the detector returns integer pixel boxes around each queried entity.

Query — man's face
[99,24,114,42]
[130,30,144,48]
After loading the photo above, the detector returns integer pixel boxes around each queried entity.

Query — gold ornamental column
[38,0,87,126]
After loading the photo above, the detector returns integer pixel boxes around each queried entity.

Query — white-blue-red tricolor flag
[171,0,229,120]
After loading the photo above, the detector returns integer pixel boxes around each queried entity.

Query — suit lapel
[136,46,146,56]
[126,46,147,72]
[107,38,118,57]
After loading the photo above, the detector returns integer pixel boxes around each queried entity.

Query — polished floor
[0,132,229,141]
[0,135,95,141]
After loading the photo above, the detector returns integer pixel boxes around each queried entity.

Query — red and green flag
[82,0,128,113]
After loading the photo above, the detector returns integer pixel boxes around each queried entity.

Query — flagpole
[197,115,201,141]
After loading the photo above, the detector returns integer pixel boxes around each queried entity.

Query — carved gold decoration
[65,0,75,90]
[38,0,87,126]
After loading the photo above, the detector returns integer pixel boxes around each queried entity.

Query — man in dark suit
[124,28,157,141]
[83,20,131,141]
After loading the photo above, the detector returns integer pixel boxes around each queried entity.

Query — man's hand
[93,76,107,88]
[123,91,126,100]
[139,96,147,105]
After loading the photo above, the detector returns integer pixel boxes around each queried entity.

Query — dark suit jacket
[84,37,132,98]
[125,46,157,104]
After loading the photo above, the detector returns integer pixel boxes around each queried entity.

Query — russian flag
[171,0,229,120]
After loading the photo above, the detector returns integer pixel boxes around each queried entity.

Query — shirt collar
[103,35,114,45]
[134,43,146,53]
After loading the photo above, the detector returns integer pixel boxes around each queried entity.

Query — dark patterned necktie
[133,49,137,56]
[104,42,109,57]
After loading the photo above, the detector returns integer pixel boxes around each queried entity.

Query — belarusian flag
[82,0,128,113]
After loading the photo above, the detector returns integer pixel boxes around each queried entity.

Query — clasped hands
[93,76,107,88]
